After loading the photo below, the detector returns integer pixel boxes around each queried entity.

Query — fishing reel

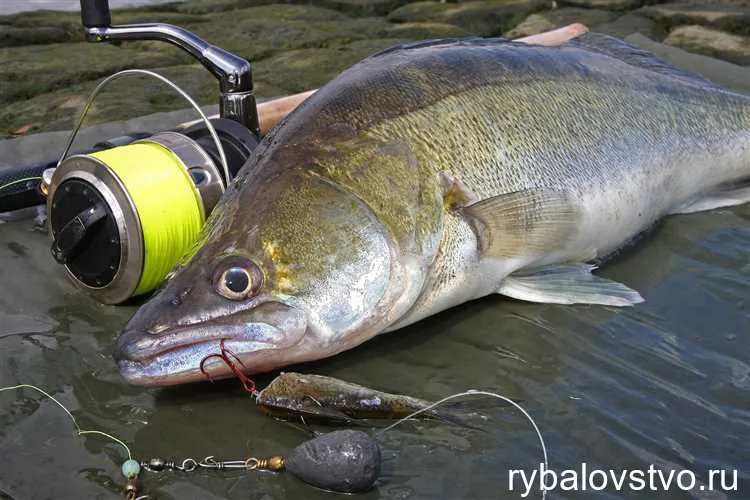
[46,119,258,304]
[31,0,262,304]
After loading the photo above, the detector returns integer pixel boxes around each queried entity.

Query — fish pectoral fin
[670,183,750,215]
[460,189,579,259]
[497,264,644,306]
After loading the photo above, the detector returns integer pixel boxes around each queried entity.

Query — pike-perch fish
[115,34,750,385]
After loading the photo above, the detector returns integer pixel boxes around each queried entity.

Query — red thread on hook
[200,339,257,397]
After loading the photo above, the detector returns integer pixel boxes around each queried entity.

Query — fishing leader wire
[378,389,550,500]
[206,341,551,497]
[1,325,548,495]
[0,384,147,499]
[0,380,549,498]
[0,384,132,459]
[56,68,230,182]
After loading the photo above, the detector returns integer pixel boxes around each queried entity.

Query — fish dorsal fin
[565,32,719,89]
[367,36,510,59]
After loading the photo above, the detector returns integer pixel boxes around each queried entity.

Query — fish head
[114,135,411,386]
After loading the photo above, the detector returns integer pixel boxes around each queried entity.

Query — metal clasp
[198,456,250,471]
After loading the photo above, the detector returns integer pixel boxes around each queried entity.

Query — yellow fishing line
[91,143,205,295]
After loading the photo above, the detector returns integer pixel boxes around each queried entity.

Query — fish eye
[213,256,263,301]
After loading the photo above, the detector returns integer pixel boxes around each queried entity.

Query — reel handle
[78,0,260,136]
[80,0,111,28]
[50,204,108,264]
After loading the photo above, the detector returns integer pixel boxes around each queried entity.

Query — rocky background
[1,0,748,138]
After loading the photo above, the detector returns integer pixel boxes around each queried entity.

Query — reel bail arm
[79,0,260,137]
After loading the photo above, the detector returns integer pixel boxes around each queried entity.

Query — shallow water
[1,196,749,499]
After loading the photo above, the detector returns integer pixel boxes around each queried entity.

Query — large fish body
[115,34,750,385]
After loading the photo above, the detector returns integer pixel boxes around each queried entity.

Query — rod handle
[0,164,48,213]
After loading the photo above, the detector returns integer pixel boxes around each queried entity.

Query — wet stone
[5,0,749,139]
[387,1,457,23]
[0,26,70,48]
[653,0,750,7]
[557,0,650,11]
[625,32,750,92]
[440,0,552,35]
[385,21,469,38]
[664,24,750,65]
[154,0,265,15]
[637,3,750,35]
[316,0,414,16]
[505,7,619,37]
[594,13,666,39]
[388,0,550,35]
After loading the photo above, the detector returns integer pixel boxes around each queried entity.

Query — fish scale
[382,81,742,235]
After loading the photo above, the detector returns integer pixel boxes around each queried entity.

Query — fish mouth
[115,302,308,386]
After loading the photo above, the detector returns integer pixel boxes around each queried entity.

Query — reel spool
[47,131,227,304]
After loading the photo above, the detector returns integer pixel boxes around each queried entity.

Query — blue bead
[122,459,141,478]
